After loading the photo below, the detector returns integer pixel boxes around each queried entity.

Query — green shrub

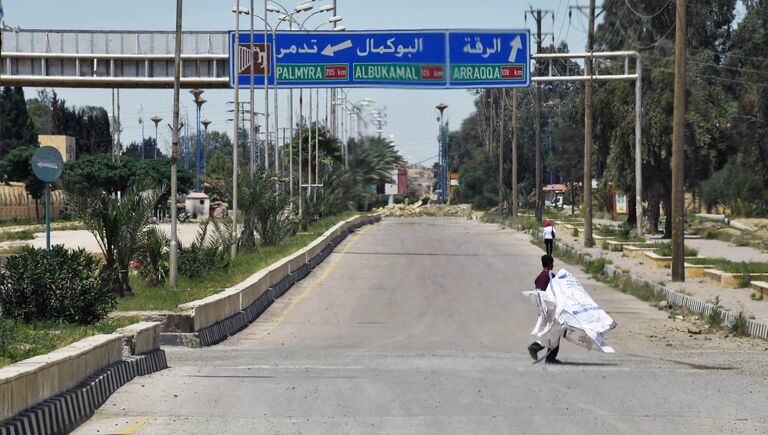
[571,228,579,237]
[654,242,699,257]
[707,296,723,328]
[730,312,748,336]
[178,220,226,279]
[137,227,168,287]
[585,257,610,277]
[0,246,115,324]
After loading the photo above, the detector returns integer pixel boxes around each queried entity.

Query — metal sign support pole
[45,183,51,251]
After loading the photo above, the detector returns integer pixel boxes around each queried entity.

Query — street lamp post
[169,0,184,288]
[232,0,241,259]
[138,107,145,160]
[150,115,162,159]
[190,89,206,192]
[436,103,448,204]
[201,118,211,179]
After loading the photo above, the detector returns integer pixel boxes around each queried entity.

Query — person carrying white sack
[524,255,617,364]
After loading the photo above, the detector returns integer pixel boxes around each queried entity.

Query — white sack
[523,268,617,353]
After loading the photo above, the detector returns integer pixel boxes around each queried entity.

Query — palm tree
[67,183,161,296]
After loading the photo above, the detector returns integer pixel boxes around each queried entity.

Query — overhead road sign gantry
[229,29,530,89]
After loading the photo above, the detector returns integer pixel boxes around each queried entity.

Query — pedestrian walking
[527,254,562,364]
[543,219,555,256]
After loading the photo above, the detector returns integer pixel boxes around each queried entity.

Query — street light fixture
[201,118,211,179]
[150,115,162,158]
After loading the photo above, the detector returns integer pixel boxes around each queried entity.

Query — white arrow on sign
[321,40,353,57]
[508,36,522,62]
[36,162,59,170]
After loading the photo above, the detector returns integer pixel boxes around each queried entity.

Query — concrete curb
[172,216,379,348]
[0,350,168,435]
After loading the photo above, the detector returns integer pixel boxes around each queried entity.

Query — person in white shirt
[543,219,555,256]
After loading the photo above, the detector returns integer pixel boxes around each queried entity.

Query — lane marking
[257,226,370,338]
[121,416,150,434]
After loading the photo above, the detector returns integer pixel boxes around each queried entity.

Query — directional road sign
[229,29,529,89]
[31,146,64,183]
[448,30,530,88]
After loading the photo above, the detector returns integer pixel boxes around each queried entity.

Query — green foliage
[0,246,115,324]
[707,296,724,328]
[0,316,139,368]
[50,92,112,156]
[653,243,699,257]
[137,227,169,287]
[585,257,610,277]
[730,312,748,336]
[178,219,231,279]
[62,154,194,195]
[118,212,357,311]
[66,183,161,296]
[687,257,768,274]
[0,87,38,157]
[700,163,768,217]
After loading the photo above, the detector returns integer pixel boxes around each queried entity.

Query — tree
[66,183,161,297]
[62,153,194,196]
[51,92,112,157]
[0,146,47,222]
[61,154,133,195]
[124,137,161,160]
[0,87,38,157]
[26,89,53,135]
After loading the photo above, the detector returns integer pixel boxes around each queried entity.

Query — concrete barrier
[0,319,168,426]
[623,245,656,259]
[117,322,162,356]
[684,262,714,278]
[0,334,122,422]
[176,215,380,345]
[704,270,768,288]
[751,281,768,299]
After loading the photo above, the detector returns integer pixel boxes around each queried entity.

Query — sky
[2,0,596,165]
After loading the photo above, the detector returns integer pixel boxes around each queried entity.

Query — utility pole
[671,0,686,281]
[527,7,553,223]
[232,0,241,260]
[583,0,596,248]
[169,0,183,288]
[111,89,117,162]
[511,89,519,216]
[499,89,506,210]
[116,89,121,160]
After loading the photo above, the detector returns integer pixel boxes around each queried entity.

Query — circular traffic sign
[31,146,64,183]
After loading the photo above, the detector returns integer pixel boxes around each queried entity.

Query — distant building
[37,135,76,162]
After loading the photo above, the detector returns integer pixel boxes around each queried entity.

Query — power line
[623,0,672,20]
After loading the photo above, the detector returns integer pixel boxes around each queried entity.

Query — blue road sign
[448,30,530,88]
[229,29,529,89]
[31,146,64,183]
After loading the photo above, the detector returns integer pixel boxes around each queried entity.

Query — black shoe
[527,342,543,360]
[545,358,562,364]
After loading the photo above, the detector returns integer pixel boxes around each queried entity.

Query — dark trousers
[545,345,559,361]
[544,238,554,256]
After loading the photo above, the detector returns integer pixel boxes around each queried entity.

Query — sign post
[230,29,530,89]
[31,146,64,251]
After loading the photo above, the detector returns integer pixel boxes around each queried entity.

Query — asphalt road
[75,218,768,434]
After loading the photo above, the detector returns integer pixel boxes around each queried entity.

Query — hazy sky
[3,0,596,164]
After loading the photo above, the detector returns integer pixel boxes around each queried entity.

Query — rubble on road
[374,201,472,218]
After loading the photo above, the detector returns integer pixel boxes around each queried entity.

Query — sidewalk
[550,224,768,325]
